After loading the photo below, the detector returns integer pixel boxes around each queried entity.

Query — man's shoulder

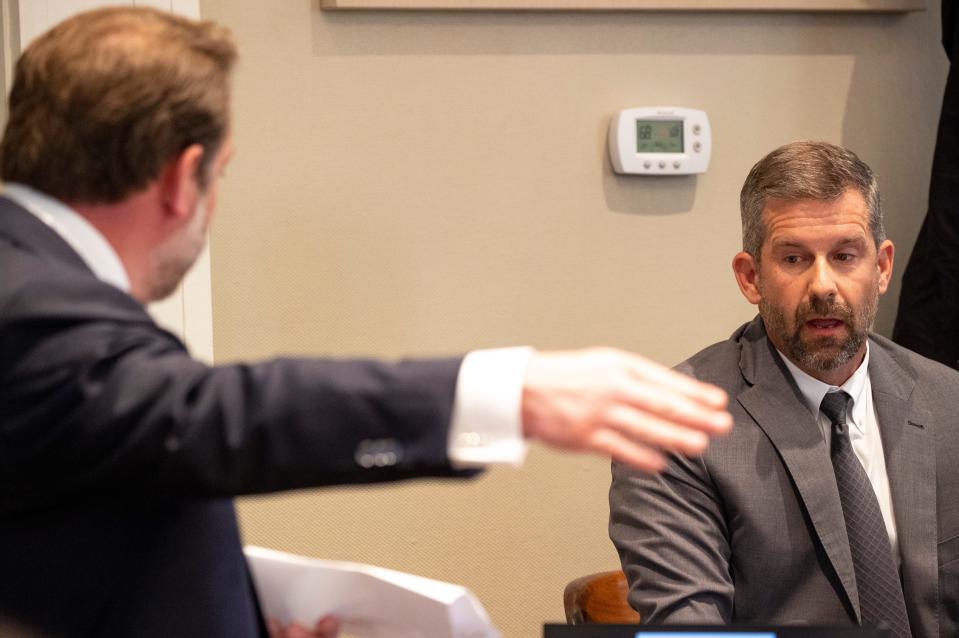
[673,321,754,394]
[871,332,959,392]
[0,236,149,328]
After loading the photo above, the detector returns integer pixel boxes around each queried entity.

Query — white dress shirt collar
[774,338,899,552]
[777,343,871,434]
[3,182,131,293]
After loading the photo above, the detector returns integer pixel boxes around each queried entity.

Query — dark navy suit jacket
[0,196,471,637]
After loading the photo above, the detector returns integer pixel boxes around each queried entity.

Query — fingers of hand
[589,429,667,473]
[267,618,284,638]
[615,369,732,436]
[625,353,731,413]
[603,404,709,456]
[267,616,339,638]
[286,623,318,638]
[315,616,340,638]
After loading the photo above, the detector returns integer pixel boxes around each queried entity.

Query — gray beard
[759,288,877,374]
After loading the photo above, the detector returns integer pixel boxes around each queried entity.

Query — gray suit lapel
[735,318,861,621]
[869,341,937,637]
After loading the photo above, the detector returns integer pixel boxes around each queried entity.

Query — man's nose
[807,256,838,300]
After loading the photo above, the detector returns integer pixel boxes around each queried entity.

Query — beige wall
[200,0,947,635]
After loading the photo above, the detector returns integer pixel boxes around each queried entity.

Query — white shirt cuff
[447,346,533,469]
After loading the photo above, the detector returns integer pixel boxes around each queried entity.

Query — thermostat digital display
[637,119,683,153]
[609,107,711,175]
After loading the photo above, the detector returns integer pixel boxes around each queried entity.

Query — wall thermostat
[608,107,711,176]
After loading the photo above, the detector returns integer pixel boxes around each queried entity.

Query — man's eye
[783,255,801,265]
[834,253,855,262]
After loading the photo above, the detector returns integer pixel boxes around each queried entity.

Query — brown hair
[739,140,884,258]
[0,7,237,203]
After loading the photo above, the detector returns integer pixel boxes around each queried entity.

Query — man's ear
[158,143,205,220]
[732,251,762,305]
[876,239,895,295]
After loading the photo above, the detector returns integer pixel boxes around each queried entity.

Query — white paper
[244,546,501,638]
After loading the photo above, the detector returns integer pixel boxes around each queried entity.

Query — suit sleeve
[609,449,734,625]
[0,277,473,508]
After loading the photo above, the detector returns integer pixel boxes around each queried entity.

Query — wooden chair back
[563,570,640,625]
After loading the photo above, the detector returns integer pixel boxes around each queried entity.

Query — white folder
[244,546,501,638]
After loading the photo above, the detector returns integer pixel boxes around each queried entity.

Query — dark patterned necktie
[821,391,911,638]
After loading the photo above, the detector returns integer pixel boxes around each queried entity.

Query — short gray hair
[739,140,884,258]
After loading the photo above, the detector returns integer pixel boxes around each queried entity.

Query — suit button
[356,439,403,467]
[374,452,397,467]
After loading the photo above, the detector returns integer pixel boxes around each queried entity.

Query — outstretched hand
[521,348,731,472]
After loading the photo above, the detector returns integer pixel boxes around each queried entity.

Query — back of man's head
[739,140,884,259]
[0,7,237,204]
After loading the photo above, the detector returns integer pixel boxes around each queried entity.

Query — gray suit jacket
[609,316,959,637]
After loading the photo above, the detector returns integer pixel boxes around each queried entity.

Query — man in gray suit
[610,140,959,638]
